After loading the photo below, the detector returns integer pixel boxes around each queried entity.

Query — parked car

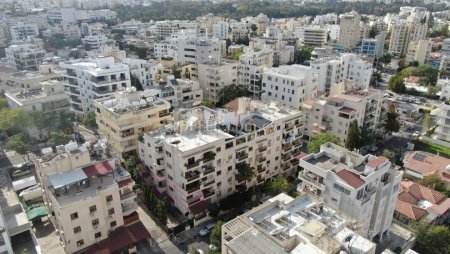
[198,223,215,237]
[209,244,218,251]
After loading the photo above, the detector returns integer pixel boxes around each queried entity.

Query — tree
[0,97,9,109]
[307,132,340,153]
[369,26,378,38]
[130,73,143,91]
[388,75,406,93]
[210,221,224,247]
[200,97,215,108]
[359,126,375,147]
[345,120,360,150]
[381,53,391,65]
[5,134,33,159]
[49,131,72,146]
[125,155,141,180]
[216,84,251,107]
[383,105,401,135]
[413,222,450,254]
[397,59,407,72]
[383,149,400,165]
[419,174,446,192]
[236,162,255,183]
[264,176,290,195]
[250,24,257,35]
[232,47,244,61]
[225,38,232,54]
[0,108,30,136]
[295,46,314,65]
[82,112,98,130]
[422,114,431,130]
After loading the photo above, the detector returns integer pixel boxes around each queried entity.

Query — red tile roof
[226,98,240,112]
[118,178,134,188]
[366,156,388,168]
[403,151,450,182]
[82,161,113,177]
[336,169,364,189]
[400,181,446,205]
[76,221,150,254]
[395,200,428,221]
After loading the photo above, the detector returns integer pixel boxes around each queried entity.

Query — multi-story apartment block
[5,80,69,111]
[361,32,386,58]
[295,26,328,47]
[230,22,248,42]
[338,12,361,50]
[177,38,226,64]
[82,35,114,52]
[197,59,239,103]
[212,22,229,40]
[149,77,203,108]
[155,20,197,40]
[0,206,13,254]
[47,8,77,23]
[405,39,431,65]
[5,44,45,71]
[261,65,318,109]
[299,143,403,239]
[250,37,296,66]
[122,58,155,89]
[238,47,273,98]
[59,57,131,114]
[436,102,450,142]
[388,21,427,58]
[138,98,303,217]
[94,89,171,160]
[222,193,376,254]
[302,86,382,143]
[9,23,39,41]
[0,63,63,92]
[442,38,450,56]
[440,55,450,80]
[310,54,373,92]
[440,79,450,101]
[35,142,146,254]
[196,13,225,38]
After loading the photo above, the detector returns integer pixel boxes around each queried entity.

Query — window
[70,212,78,220]
[108,208,115,216]
[106,195,113,203]
[89,205,97,214]
[95,232,101,239]
[92,219,99,226]
[216,147,221,152]
[77,240,84,247]
[74,226,81,234]
[110,221,117,228]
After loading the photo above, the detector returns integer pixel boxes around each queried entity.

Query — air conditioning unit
[93,224,98,229]
[107,201,112,206]
[90,212,95,216]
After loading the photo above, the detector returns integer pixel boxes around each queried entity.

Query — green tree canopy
[210,221,224,247]
[295,46,314,65]
[125,155,141,180]
[5,134,33,157]
[383,149,400,165]
[422,114,431,130]
[388,75,406,93]
[0,97,9,109]
[82,112,98,130]
[345,120,361,151]
[418,174,446,192]
[0,108,30,135]
[383,105,401,135]
[49,131,72,146]
[216,84,251,107]
[264,176,290,195]
[307,132,340,153]
[232,47,244,61]
[130,73,143,91]
[413,222,450,254]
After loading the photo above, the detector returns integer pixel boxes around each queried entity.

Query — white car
[209,244,218,251]
[412,131,420,138]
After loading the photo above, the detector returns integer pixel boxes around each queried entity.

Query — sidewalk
[136,205,182,254]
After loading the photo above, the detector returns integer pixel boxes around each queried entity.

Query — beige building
[302,86,382,143]
[238,47,273,98]
[94,89,171,160]
[138,98,303,218]
[197,60,239,103]
[222,193,376,254]
[388,21,427,58]
[299,143,403,239]
[35,142,146,254]
[295,25,328,47]
[436,102,450,142]
[405,40,431,65]
[338,12,361,49]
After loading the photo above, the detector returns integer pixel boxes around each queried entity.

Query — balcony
[282,144,293,152]
[257,166,266,173]
[202,178,215,187]
[299,172,325,191]
[185,182,201,194]
[159,111,170,117]
[236,152,248,161]
[202,189,215,198]
[185,170,201,182]
[285,125,294,131]
[202,165,214,175]
[187,196,201,206]
[282,163,291,171]
[121,131,135,138]
[257,156,266,163]
[120,190,136,201]
[185,161,200,170]
[202,151,216,163]
[258,146,267,153]
[122,201,138,216]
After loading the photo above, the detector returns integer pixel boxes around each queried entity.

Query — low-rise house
[395,180,450,225]
[403,151,450,189]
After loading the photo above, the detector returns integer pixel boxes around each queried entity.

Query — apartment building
[155,20,197,40]
[138,98,303,217]
[295,26,328,47]
[222,194,376,254]
[197,59,239,103]
[212,22,229,40]
[238,47,273,98]
[94,90,171,160]
[35,142,146,254]
[177,38,226,64]
[0,207,13,254]
[388,21,427,58]
[122,58,156,89]
[442,38,450,56]
[440,79,450,101]
[82,35,114,52]
[9,23,39,41]
[154,59,193,81]
[440,56,450,80]
[299,143,403,239]
[0,63,63,92]
[5,44,45,71]
[436,102,450,142]
[405,40,431,65]
[59,57,131,114]
[5,80,69,111]
[310,54,373,92]
[230,22,248,42]
[261,65,318,109]
[361,32,386,58]
[250,37,296,66]
[196,14,225,38]
[149,77,203,108]
[302,86,382,143]
[338,12,361,50]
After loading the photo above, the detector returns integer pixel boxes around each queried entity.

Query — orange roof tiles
[336,169,364,189]
[404,151,450,182]
[366,156,388,168]
[395,200,428,221]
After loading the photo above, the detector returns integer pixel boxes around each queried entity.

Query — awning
[75,221,151,254]
[26,204,48,221]
[49,169,87,189]
[189,200,207,215]
[83,161,113,177]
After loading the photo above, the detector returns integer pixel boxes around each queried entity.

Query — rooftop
[403,151,450,182]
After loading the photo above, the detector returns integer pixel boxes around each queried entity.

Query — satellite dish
[139,99,147,106]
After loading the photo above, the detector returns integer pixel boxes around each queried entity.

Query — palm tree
[236,162,255,183]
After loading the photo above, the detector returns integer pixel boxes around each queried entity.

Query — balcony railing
[185,161,200,170]
[202,165,215,175]
[258,146,267,153]
[185,170,200,182]
[185,183,201,194]
[236,153,248,160]
[257,157,266,163]
[282,144,293,152]
[257,167,266,173]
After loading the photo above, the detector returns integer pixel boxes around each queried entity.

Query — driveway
[34,217,65,254]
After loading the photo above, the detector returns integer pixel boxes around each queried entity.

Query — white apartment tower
[197,60,239,103]
[310,54,373,92]
[9,23,39,41]
[5,44,45,71]
[388,21,427,58]
[138,98,303,217]
[59,57,131,114]
[238,47,274,98]
[436,102,450,142]
[299,143,403,239]
[35,142,144,254]
[261,65,318,109]
[338,12,361,49]
[212,22,229,40]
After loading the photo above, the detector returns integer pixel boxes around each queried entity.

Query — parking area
[33,217,65,254]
